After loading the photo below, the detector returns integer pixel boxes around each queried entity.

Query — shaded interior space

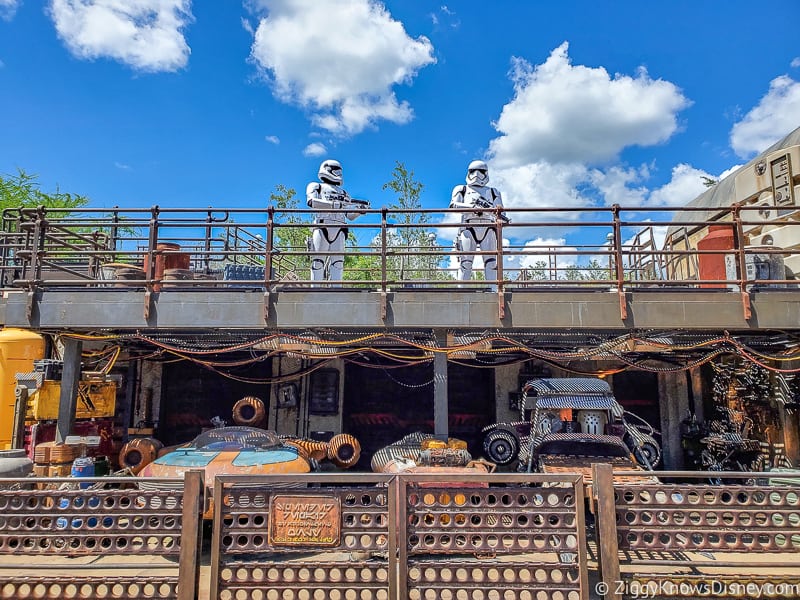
[343,359,495,470]
[158,359,272,447]
[611,371,661,430]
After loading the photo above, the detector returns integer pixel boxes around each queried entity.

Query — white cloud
[114,161,131,170]
[48,0,193,72]
[430,4,458,29]
[491,161,590,211]
[516,237,576,270]
[588,165,649,206]
[248,0,435,136]
[478,42,700,241]
[717,164,742,181]
[488,156,715,243]
[730,75,800,157]
[0,0,19,20]
[488,42,690,168]
[792,57,800,68]
[302,142,327,157]
[646,163,713,207]
[265,135,280,144]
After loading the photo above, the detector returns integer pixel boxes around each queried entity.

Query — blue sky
[1,1,799,259]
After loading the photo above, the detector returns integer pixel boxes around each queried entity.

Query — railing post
[380,207,389,294]
[264,207,275,321]
[495,208,506,319]
[145,205,160,287]
[732,204,752,320]
[31,206,45,284]
[110,206,120,259]
[177,469,204,600]
[144,206,159,321]
[24,207,46,320]
[592,462,621,599]
[611,205,628,320]
[204,208,213,275]
[265,206,275,286]
[389,475,400,600]
[396,474,408,600]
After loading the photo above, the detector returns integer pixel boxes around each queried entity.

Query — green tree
[0,169,126,276]
[1,168,89,213]
[380,161,443,283]
[269,184,311,277]
[518,261,549,281]
[563,259,613,282]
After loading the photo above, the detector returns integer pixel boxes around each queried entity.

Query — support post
[592,462,622,599]
[56,337,82,444]
[433,329,449,441]
[177,470,204,600]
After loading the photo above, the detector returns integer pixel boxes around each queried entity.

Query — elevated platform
[2,286,798,333]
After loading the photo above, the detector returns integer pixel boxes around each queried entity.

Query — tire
[483,429,519,465]
[636,441,661,468]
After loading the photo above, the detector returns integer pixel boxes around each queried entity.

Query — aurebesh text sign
[269,495,341,547]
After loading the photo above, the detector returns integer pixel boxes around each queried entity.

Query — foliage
[564,259,613,281]
[269,184,311,276]
[0,169,125,267]
[518,259,612,283]
[701,176,718,188]
[379,161,444,283]
[518,261,550,281]
[0,169,89,213]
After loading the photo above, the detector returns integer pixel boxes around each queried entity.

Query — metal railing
[1,204,797,297]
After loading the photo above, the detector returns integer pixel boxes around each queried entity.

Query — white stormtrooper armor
[449,160,507,287]
[306,159,366,285]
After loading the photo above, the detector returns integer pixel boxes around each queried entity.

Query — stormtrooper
[306,159,368,285]
[450,160,508,288]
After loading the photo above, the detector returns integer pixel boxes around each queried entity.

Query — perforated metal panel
[0,487,184,556]
[615,483,800,552]
[210,473,589,600]
[593,468,800,599]
[210,474,395,600]
[0,474,202,600]
[400,473,588,600]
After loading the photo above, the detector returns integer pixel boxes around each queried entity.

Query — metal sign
[269,495,341,547]
[64,435,101,446]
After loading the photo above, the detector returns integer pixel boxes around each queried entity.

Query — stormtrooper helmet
[466,160,489,186]
[318,159,343,185]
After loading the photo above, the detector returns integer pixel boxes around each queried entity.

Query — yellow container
[421,438,448,450]
[26,380,117,421]
[0,328,45,449]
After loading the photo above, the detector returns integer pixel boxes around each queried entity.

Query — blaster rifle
[471,198,510,222]
[347,198,370,214]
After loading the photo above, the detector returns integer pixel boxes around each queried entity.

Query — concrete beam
[2,287,799,332]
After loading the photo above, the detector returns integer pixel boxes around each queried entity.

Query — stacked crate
[30,441,77,477]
